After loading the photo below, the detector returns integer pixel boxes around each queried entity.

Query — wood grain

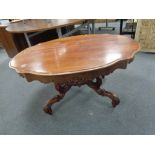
[6,19,86,33]
[10,34,140,75]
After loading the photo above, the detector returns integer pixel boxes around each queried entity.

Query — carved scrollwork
[43,76,120,115]
[87,77,120,107]
[21,58,130,85]
[43,83,71,114]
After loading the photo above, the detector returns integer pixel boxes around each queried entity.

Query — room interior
[0,19,155,135]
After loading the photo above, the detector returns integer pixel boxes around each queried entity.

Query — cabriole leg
[43,83,71,115]
[87,77,120,107]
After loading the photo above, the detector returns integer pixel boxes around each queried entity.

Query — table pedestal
[43,76,120,115]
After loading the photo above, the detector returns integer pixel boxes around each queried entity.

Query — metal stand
[98,19,115,31]
[23,20,96,46]
[120,19,136,39]
[24,33,31,47]
[56,28,63,38]
[24,31,46,47]
[56,21,92,38]
[92,20,95,34]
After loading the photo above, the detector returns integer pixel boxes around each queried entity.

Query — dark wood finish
[0,24,28,57]
[86,77,120,107]
[0,31,2,47]
[0,25,19,57]
[9,34,140,115]
[6,19,86,33]
[43,83,71,114]
[43,76,119,115]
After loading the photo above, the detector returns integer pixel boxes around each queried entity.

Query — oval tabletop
[9,34,140,76]
[6,19,86,33]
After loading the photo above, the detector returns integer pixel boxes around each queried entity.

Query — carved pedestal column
[43,77,120,115]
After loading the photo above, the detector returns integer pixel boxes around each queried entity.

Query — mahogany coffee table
[9,34,140,115]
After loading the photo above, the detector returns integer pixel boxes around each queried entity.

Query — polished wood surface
[9,34,140,115]
[10,34,140,76]
[6,19,86,33]
[0,24,58,57]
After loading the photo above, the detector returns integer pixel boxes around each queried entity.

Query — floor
[0,21,155,135]
[0,48,8,64]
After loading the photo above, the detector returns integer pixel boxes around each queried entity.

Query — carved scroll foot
[43,105,53,115]
[43,84,71,115]
[43,94,65,115]
[87,77,120,107]
[101,90,120,107]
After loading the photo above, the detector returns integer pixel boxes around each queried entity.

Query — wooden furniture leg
[87,77,120,107]
[43,83,71,114]
[43,77,119,115]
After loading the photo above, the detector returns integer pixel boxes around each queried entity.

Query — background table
[6,19,94,47]
[10,34,140,115]
[0,21,26,57]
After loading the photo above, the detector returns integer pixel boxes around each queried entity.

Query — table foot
[43,84,71,115]
[101,90,120,107]
[87,77,120,107]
